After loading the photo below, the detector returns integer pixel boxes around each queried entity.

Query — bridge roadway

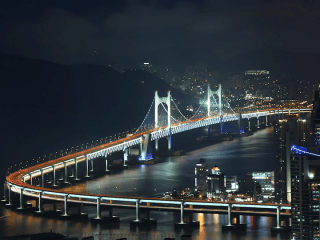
[3,108,307,231]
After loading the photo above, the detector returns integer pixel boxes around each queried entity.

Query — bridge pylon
[154,91,172,152]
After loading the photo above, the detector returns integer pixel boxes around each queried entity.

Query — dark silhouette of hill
[0,52,184,170]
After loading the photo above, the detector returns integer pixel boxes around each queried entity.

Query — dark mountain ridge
[0,52,184,169]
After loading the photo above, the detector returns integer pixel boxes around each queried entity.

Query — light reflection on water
[0,127,291,239]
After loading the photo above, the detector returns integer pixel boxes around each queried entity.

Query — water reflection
[0,127,291,239]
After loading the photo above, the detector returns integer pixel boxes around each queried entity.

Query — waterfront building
[195,159,209,194]
[226,175,238,193]
[312,86,320,146]
[251,171,275,200]
[291,146,320,240]
[274,115,311,203]
[207,165,226,199]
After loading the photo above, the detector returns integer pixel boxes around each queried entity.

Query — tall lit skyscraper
[274,115,311,203]
[312,86,320,146]
[207,165,226,199]
[291,147,320,240]
[195,159,209,194]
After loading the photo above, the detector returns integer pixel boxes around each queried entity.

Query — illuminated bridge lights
[4,106,312,223]
[291,145,320,157]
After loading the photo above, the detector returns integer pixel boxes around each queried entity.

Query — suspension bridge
[2,84,312,231]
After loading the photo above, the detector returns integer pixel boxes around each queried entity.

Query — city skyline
[1,1,320,239]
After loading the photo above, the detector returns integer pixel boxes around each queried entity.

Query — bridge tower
[154,91,171,151]
[207,84,223,134]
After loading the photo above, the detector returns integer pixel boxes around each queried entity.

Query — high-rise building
[207,165,226,199]
[195,159,209,194]
[226,175,238,193]
[291,147,320,240]
[252,171,275,200]
[274,115,311,203]
[312,86,320,146]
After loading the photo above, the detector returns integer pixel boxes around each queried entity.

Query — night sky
[1,0,320,66]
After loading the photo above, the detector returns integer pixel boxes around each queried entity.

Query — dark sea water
[0,126,292,240]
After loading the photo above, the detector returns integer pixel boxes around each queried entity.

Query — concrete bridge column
[41,169,44,187]
[38,192,43,212]
[75,158,80,181]
[85,155,90,178]
[96,198,101,219]
[174,202,199,228]
[167,136,172,151]
[266,115,268,126]
[277,206,280,228]
[6,185,12,206]
[90,159,94,172]
[257,117,260,128]
[248,119,251,131]
[222,204,234,231]
[135,199,140,221]
[271,206,286,232]
[2,182,7,202]
[17,188,24,210]
[155,139,159,151]
[64,162,68,184]
[180,202,184,224]
[105,159,109,172]
[30,174,33,185]
[123,148,128,166]
[53,166,57,186]
[63,195,68,216]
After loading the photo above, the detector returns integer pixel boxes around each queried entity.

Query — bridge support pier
[2,182,7,203]
[248,119,251,131]
[155,139,159,151]
[41,169,44,187]
[34,192,43,214]
[90,160,94,172]
[257,117,260,129]
[53,166,58,187]
[222,204,235,231]
[84,155,90,178]
[266,115,268,126]
[271,206,286,232]
[140,134,150,161]
[167,136,171,151]
[5,185,14,207]
[30,174,33,185]
[74,158,80,181]
[16,188,25,211]
[123,148,128,166]
[64,162,69,184]
[174,203,199,228]
[105,159,110,172]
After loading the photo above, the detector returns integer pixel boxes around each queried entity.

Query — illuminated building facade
[252,171,275,200]
[291,148,320,240]
[195,159,209,194]
[226,175,238,193]
[312,86,320,146]
[207,165,226,199]
[274,115,311,203]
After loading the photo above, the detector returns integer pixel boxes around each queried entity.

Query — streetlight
[154,189,157,197]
